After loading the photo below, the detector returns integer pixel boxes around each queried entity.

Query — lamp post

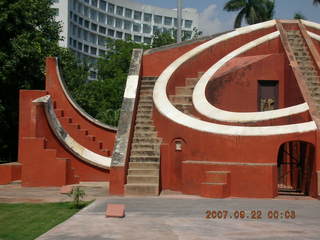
[177,0,182,43]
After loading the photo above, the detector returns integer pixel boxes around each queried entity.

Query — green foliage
[294,12,307,20]
[0,0,61,161]
[224,0,275,28]
[152,31,176,48]
[0,202,88,240]
[68,186,86,209]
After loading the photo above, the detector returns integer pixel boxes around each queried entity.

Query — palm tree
[294,12,307,20]
[224,0,275,28]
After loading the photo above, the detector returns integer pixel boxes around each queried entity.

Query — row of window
[72,0,193,28]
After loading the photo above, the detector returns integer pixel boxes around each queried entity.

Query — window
[134,35,141,42]
[174,18,183,27]
[124,20,132,31]
[84,44,89,53]
[90,47,97,55]
[153,26,161,34]
[89,32,97,44]
[91,23,97,31]
[125,33,132,40]
[73,14,78,22]
[115,18,122,28]
[69,37,73,45]
[90,9,97,21]
[108,3,115,14]
[143,24,151,34]
[70,11,73,19]
[84,20,89,28]
[98,36,106,46]
[108,29,114,37]
[133,23,141,32]
[52,0,59,3]
[144,37,151,44]
[91,0,97,7]
[83,30,88,41]
[78,17,83,25]
[71,23,76,36]
[77,3,83,14]
[99,0,106,11]
[125,8,132,18]
[52,8,59,16]
[73,39,77,47]
[78,42,83,50]
[183,30,192,39]
[84,6,89,17]
[99,26,106,34]
[134,11,142,20]
[77,27,82,38]
[107,15,114,26]
[144,13,152,22]
[185,20,192,28]
[116,31,123,39]
[98,12,106,24]
[116,6,123,16]
[89,71,97,79]
[84,0,89,4]
[164,17,172,25]
[99,49,105,56]
[154,15,162,24]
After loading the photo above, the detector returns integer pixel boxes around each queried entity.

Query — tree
[314,0,320,5]
[223,0,275,28]
[294,12,307,20]
[0,0,61,161]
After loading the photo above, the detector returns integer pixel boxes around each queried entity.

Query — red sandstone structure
[1,19,320,199]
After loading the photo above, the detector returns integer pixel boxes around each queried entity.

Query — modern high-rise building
[52,0,199,67]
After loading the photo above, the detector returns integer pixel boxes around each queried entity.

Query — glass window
[125,33,132,40]
[134,35,141,42]
[83,30,88,41]
[183,30,192,39]
[99,49,105,56]
[125,8,132,18]
[84,6,89,17]
[73,39,77,47]
[90,9,97,21]
[91,0,97,7]
[108,29,114,37]
[69,37,73,45]
[143,24,151,34]
[144,13,152,22]
[99,26,106,34]
[78,17,83,25]
[77,27,82,38]
[89,32,97,44]
[53,0,59,3]
[124,20,132,31]
[164,17,172,25]
[116,31,123,39]
[72,23,76,36]
[84,0,89,4]
[99,0,106,10]
[84,20,89,28]
[185,20,192,28]
[107,15,114,26]
[73,14,77,22]
[70,11,73,19]
[133,23,141,32]
[116,6,123,16]
[98,36,106,46]
[108,3,115,14]
[154,15,162,24]
[72,0,77,10]
[84,45,89,53]
[153,26,161,34]
[91,23,97,31]
[90,47,97,55]
[78,42,83,50]
[115,18,122,28]
[144,37,151,44]
[98,12,106,23]
[134,11,142,20]
[174,18,183,27]
[89,70,97,79]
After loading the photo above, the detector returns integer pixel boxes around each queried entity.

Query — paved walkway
[36,196,320,240]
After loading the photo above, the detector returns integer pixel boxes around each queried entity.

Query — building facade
[52,0,199,66]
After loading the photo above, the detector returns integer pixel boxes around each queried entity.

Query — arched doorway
[277,141,314,196]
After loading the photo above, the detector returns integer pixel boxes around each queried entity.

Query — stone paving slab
[37,197,320,240]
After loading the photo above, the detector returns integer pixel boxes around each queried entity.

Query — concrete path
[37,196,320,240]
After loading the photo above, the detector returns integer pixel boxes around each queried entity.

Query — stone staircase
[169,72,203,115]
[125,77,161,195]
[53,102,111,157]
[200,171,231,198]
[287,30,320,110]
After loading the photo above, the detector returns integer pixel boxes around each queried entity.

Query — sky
[134,0,320,36]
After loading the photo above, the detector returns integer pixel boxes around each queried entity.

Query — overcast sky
[134,0,320,36]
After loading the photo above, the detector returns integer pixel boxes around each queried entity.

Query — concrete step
[300,66,316,72]
[296,56,312,61]
[131,143,160,150]
[134,125,156,131]
[130,155,160,162]
[127,175,159,184]
[185,77,199,86]
[129,161,160,169]
[134,119,154,125]
[294,51,309,57]
[128,169,159,175]
[125,183,159,195]
[135,114,153,120]
[169,95,192,104]
[301,71,318,76]
[200,183,230,198]
[175,86,193,95]
[130,150,160,157]
[133,132,158,138]
[132,138,161,144]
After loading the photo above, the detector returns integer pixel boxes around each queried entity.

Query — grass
[0,201,91,240]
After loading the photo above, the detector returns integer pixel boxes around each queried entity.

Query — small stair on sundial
[286,30,320,111]
[169,72,204,117]
[125,77,162,196]
[53,102,111,157]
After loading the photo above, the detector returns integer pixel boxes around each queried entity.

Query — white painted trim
[192,32,309,123]
[308,31,320,42]
[124,75,139,99]
[55,59,117,131]
[33,95,111,169]
[302,20,320,31]
[153,21,317,136]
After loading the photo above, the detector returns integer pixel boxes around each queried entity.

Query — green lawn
[0,202,90,240]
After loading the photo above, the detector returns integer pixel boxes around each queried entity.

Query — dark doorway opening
[277,141,314,196]
[258,80,279,111]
